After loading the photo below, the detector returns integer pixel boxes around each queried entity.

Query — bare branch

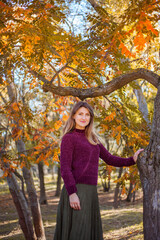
[43,58,61,86]
[27,65,50,84]
[14,170,28,204]
[87,0,109,19]
[50,63,68,83]
[0,91,8,104]
[66,66,89,86]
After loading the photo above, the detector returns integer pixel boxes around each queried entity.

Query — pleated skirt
[53,184,103,240]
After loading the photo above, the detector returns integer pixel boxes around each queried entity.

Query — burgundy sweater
[60,128,135,195]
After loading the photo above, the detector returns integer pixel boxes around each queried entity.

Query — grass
[102,207,143,239]
[0,178,143,240]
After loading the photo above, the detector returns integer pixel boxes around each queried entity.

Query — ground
[0,180,143,240]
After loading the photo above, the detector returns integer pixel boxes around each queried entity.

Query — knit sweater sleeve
[60,134,77,195]
[99,143,135,167]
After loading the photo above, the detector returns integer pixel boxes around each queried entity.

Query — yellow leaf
[62,114,69,121]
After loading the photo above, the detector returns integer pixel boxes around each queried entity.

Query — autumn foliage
[0,0,159,220]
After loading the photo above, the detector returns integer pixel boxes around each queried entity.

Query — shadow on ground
[0,186,143,240]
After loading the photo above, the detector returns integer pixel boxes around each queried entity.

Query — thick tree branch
[42,68,159,100]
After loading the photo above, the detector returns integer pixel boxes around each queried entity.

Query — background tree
[0,0,160,239]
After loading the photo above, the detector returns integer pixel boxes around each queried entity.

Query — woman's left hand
[133,149,144,163]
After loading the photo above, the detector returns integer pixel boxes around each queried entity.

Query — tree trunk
[137,85,160,240]
[22,166,46,240]
[102,175,110,192]
[104,178,110,192]
[55,166,61,197]
[114,167,123,209]
[133,81,150,125]
[6,76,46,240]
[51,165,55,180]
[38,161,48,205]
[126,181,135,202]
[7,173,36,240]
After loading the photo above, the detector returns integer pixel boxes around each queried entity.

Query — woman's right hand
[69,193,81,210]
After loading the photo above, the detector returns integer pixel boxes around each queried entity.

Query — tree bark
[6,74,46,240]
[7,173,36,240]
[55,166,61,197]
[30,68,159,100]
[114,167,123,209]
[133,80,151,126]
[22,166,46,240]
[103,178,110,192]
[38,161,48,205]
[100,169,110,192]
[16,136,46,240]
[137,85,160,240]
[126,181,134,202]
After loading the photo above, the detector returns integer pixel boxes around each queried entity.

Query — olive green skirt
[53,184,103,240]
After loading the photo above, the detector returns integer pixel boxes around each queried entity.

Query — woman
[54,101,143,240]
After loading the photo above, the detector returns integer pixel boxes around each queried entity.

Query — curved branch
[42,68,159,100]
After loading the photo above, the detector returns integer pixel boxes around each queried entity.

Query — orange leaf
[105,112,116,121]
[20,162,25,169]
[45,3,54,8]
[116,133,121,145]
[145,19,158,36]
[0,1,6,7]
[11,102,19,112]
[121,186,126,195]
[44,160,49,166]
[100,61,105,70]
[24,132,31,141]
[54,120,62,130]
[33,135,39,140]
[134,33,146,50]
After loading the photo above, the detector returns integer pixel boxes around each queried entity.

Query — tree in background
[0,0,160,239]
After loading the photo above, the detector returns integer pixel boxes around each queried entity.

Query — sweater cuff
[129,156,136,165]
[66,185,77,195]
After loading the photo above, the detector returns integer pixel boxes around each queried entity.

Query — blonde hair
[62,101,99,145]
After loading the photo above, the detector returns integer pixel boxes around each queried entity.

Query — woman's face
[73,107,91,130]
